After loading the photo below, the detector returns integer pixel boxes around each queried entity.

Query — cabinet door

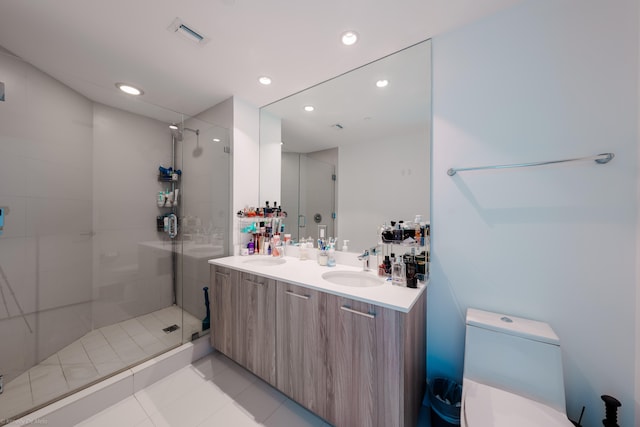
[235,272,277,385]
[276,283,327,417]
[326,294,402,427]
[210,266,236,358]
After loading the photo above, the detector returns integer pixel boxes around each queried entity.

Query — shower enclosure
[0,49,230,423]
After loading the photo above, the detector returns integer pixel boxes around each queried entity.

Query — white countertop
[208,255,427,313]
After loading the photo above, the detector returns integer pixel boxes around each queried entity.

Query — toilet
[461,308,574,427]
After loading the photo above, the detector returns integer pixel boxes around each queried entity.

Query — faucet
[358,249,370,271]
[358,245,380,271]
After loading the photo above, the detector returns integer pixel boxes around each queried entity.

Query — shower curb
[6,336,212,427]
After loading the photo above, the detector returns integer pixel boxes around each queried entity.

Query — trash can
[428,378,462,427]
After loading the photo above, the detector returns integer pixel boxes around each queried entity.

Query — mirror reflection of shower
[169,123,202,157]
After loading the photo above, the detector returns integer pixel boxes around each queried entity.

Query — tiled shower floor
[0,306,203,423]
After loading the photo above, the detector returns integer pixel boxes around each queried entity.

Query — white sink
[243,257,287,266]
[321,271,384,287]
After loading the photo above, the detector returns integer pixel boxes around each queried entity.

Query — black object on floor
[202,286,211,331]
[163,324,180,333]
[601,394,621,427]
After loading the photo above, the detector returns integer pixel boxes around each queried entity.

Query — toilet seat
[461,379,574,427]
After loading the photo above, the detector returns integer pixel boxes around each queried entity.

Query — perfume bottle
[392,256,406,286]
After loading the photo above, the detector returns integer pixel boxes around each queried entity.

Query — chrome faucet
[358,249,370,271]
[358,245,380,271]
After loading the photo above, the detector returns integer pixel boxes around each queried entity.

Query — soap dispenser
[342,240,349,252]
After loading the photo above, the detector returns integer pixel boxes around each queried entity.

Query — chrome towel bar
[447,152,614,176]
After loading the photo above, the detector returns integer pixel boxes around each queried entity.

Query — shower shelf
[158,175,178,182]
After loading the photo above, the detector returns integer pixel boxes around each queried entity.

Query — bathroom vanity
[208,255,427,427]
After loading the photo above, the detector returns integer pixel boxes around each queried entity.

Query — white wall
[232,97,261,253]
[0,50,94,382]
[259,110,282,207]
[430,2,637,427]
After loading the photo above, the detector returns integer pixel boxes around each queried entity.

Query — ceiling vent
[168,18,210,46]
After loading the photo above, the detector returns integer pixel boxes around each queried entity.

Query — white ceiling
[0,0,521,123]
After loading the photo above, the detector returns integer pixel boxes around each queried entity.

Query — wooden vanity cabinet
[210,266,277,386]
[235,272,277,386]
[211,266,235,358]
[276,282,328,417]
[210,264,426,427]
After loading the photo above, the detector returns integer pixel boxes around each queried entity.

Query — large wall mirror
[260,39,431,253]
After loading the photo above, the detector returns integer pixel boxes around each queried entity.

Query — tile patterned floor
[75,351,432,427]
[0,306,203,424]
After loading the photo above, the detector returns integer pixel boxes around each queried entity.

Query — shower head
[168,124,199,142]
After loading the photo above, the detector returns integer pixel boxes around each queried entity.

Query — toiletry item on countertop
[378,259,386,277]
[327,242,336,267]
[404,254,417,288]
[392,255,406,286]
[384,255,392,277]
[342,240,349,252]
[299,238,309,260]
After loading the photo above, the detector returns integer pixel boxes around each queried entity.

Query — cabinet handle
[340,305,376,319]
[245,279,265,286]
[215,271,230,278]
[285,290,310,300]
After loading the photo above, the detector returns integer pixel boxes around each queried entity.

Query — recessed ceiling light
[376,79,389,88]
[341,31,358,46]
[116,83,143,96]
[212,138,221,142]
[259,76,272,85]
[169,124,179,130]
[304,105,315,112]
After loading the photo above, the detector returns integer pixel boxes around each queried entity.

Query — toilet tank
[463,308,566,413]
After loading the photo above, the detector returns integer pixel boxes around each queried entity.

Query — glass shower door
[175,116,230,345]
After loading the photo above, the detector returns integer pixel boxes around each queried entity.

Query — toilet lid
[462,380,574,427]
